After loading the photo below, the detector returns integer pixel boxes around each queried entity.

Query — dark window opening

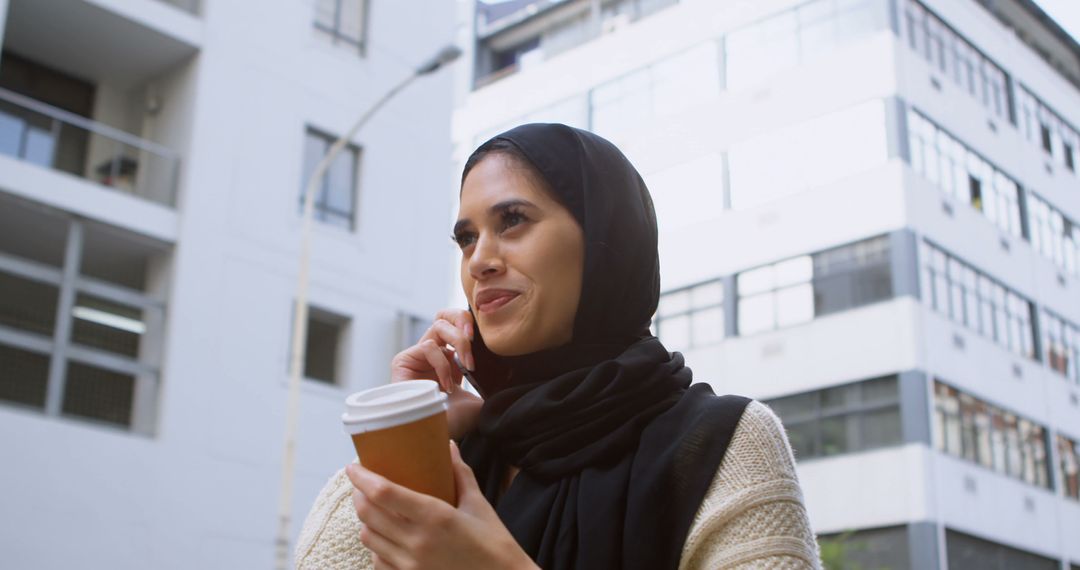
[303,308,349,385]
[0,344,49,410]
[1040,123,1052,153]
[62,361,135,427]
[969,175,983,211]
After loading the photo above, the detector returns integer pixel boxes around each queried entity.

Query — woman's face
[455,153,585,356]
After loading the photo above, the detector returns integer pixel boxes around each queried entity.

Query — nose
[467,232,505,280]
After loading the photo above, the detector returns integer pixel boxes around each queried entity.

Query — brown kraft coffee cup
[342,380,456,505]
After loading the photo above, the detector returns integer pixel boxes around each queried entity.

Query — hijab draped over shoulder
[459,123,750,570]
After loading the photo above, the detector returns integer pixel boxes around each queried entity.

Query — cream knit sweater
[295,401,821,569]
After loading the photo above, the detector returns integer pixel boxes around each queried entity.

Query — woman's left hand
[346,441,537,570]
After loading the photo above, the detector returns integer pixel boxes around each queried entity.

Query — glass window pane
[769,391,818,420]
[775,256,813,287]
[325,147,357,215]
[62,361,135,427]
[821,383,855,411]
[305,312,346,384]
[659,314,691,351]
[738,265,774,296]
[775,283,814,327]
[786,421,819,459]
[23,126,55,167]
[861,407,902,450]
[691,281,723,307]
[0,343,50,409]
[821,415,853,456]
[314,0,336,28]
[738,293,774,335]
[338,0,365,43]
[0,272,58,338]
[70,294,145,358]
[691,306,724,346]
[658,290,690,317]
[862,375,899,403]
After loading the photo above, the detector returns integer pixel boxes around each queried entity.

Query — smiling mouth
[478,293,520,314]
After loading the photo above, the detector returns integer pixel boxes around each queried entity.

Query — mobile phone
[452,352,483,397]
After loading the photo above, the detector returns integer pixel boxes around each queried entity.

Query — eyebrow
[453,199,536,235]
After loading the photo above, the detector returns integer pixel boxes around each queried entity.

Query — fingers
[433,308,475,334]
[360,525,407,570]
[449,441,481,507]
[417,339,457,392]
[346,464,444,523]
[424,319,474,371]
[352,488,409,542]
[389,308,476,389]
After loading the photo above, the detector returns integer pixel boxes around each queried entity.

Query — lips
[475,289,521,314]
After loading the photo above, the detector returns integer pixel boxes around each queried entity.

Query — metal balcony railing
[0,87,180,207]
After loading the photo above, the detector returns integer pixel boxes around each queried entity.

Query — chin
[482,332,533,357]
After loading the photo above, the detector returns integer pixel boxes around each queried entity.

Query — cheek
[535,235,584,313]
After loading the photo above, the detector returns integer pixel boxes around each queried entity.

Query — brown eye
[452,232,476,249]
[500,210,527,232]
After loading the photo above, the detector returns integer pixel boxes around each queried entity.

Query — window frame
[301,127,361,231]
[314,0,369,55]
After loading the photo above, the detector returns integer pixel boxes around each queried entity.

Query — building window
[737,235,893,335]
[737,256,813,335]
[933,381,1051,489]
[301,128,360,230]
[725,0,887,90]
[0,196,168,434]
[766,375,902,460]
[1058,434,1080,501]
[919,241,1036,360]
[945,529,1060,570]
[900,0,1011,121]
[655,279,724,351]
[302,307,349,385]
[817,526,910,570]
[1042,310,1079,384]
[812,236,892,317]
[1028,193,1080,278]
[589,42,721,137]
[728,99,889,211]
[314,0,367,53]
[907,109,1023,239]
[1017,85,1080,175]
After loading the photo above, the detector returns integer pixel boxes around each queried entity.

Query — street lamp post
[274,44,461,570]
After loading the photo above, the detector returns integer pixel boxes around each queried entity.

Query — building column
[44,219,82,416]
[889,229,920,301]
[908,521,943,569]
[898,369,931,445]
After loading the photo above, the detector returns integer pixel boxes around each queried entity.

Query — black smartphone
[452,309,510,399]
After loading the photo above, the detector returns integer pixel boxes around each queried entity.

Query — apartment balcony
[0,86,179,209]
[4,0,202,91]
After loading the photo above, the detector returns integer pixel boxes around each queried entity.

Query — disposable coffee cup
[342,380,456,505]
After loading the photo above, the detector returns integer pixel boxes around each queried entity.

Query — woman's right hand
[391,309,483,439]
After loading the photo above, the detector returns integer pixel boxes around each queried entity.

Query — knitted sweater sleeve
[294,401,820,570]
[678,400,822,569]
[294,466,373,570]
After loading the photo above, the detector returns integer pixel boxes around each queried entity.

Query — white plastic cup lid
[342,380,448,434]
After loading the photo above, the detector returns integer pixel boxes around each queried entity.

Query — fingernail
[467,353,476,371]
[465,323,473,339]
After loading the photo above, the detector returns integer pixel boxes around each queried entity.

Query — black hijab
[458,123,750,570]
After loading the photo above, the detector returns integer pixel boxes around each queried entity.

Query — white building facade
[0,0,456,567]
[454,0,1080,567]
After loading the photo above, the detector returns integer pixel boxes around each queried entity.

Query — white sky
[1034,0,1080,44]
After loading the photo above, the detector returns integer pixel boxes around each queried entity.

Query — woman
[295,124,821,569]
